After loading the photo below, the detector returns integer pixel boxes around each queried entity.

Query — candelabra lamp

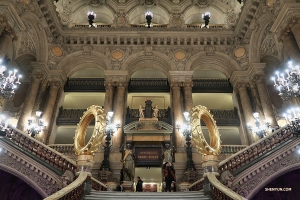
[271,61,300,101]
[87,11,96,27]
[248,112,271,139]
[282,107,300,137]
[202,12,210,28]
[27,111,46,138]
[177,112,196,171]
[145,12,153,28]
[0,59,22,99]
[100,111,120,171]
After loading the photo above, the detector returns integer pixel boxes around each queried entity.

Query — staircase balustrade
[189,178,204,191]
[219,124,296,175]
[207,173,246,200]
[49,144,75,154]
[4,127,77,174]
[44,172,88,200]
[220,145,247,155]
[91,177,107,191]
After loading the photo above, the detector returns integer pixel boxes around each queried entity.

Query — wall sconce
[202,12,210,28]
[27,111,46,138]
[248,112,271,139]
[145,11,153,28]
[100,111,120,171]
[87,11,96,27]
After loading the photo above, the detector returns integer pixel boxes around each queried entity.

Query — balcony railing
[64,78,105,92]
[192,79,233,93]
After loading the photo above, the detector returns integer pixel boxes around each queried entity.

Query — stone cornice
[270,3,300,42]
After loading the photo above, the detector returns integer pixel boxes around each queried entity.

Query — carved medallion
[234,47,245,58]
[174,51,186,60]
[111,50,124,60]
[51,46,63,57]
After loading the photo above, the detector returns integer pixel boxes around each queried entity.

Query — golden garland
[74,105,106,155]
[190,105,221,155]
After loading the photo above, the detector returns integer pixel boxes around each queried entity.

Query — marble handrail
[5,126,77,174]
[221,145,247,155]
[189,177,204,190]
[48,144,75,154]
[219,125,293,175]
[207,172,247,200]
[91,177,107,190]
[44,172,88,200]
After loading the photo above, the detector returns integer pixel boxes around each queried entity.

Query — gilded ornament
[190,105,221,155]
[74,105,106,155]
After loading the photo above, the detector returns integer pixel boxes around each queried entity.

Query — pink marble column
[283,33,300,65]
[171,82,184,148]
[254,74,278,126]
[41,81,61,143]
[291,23,300,49]
[17,73,42,131]
[236,82,255,144]
[104,81,114,113]
[183,82,193,112]
[112,82,126,148]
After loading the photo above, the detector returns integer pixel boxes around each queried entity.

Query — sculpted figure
[139,105,144,118]
[152,105,159,118]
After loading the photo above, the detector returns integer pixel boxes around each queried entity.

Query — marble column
[183,82,193,112]
[17,73,41,131]
[249,81,264,119]
[254,74,278,126]
[32,79,48,115]
[104,81,114,113]
[0,31,12,60]
[283,33,300,65]
[41,81,61,143]
[112,82,126,148]
[291,23,300,49]
[171,82,184,147]
[236,82,255,144]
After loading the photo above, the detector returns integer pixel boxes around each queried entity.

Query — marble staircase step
[84,191,210,200]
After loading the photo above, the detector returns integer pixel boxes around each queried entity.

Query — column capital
[170,81,182,88]
[104,81,114,87]
[182,81,193,88]
[169,71,193,83]
[104,70,128,83]
[115,81,127,88]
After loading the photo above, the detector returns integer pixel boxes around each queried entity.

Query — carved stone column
[32,79,48,115]
[283,33,300,65]
[0,31,13,59]
[171,82,184,147]
[254,74,278,126]
[17,73,42,131]
[236,82,255,144]
[41,81,61,143]
[113,82,126,148]
[183,82,193,112]
[0,15,7,36]
[104,81,114,113]
[291,23,300,49]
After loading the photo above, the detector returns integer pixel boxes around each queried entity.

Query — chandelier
[27,111,46,138]
[0,59,21,99]
[248,112,271,139]
[271,61,300,101]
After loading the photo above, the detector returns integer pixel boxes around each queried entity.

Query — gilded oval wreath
[190,105,221,155]
[74,105,106,155]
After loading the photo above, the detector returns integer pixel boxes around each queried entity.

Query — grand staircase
[84,191,210,200]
